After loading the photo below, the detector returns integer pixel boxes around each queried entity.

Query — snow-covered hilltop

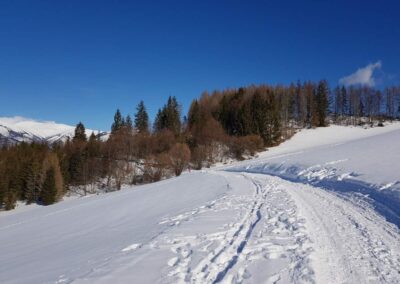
[1,124,400,283]
[0,116,108,145]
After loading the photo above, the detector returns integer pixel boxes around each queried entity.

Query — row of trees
[333,85,400,124]
[1,81,399,210]
[0,143,64,210]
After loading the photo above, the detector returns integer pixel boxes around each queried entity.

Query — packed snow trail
[272,174,400,284]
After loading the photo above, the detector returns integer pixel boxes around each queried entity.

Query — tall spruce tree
[73,122,87,142]
[41,167,57,205]
[134,101,149,133]
[153,109,164,133]
[341,86,348,116]
[111,109,124,133]
[21,159,41,204]
[125,115,133,130]
[315,80,329,127]
[153,96,181,135]
[165,96,181,135]
[187,100,201,130]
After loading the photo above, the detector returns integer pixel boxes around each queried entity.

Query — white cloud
[339,61,382,87]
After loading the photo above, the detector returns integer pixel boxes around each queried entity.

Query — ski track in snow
[285,180,400,284]
[149,173,314,284]
[122,174,396,283]
[65,171,400,284]
[7,171,395,284]
[65,173,316,284]
[1,169,399,284]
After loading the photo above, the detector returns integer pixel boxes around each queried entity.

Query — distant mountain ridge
[0,117,108,146]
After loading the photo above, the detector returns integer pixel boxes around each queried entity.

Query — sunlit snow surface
[1,124,400,283]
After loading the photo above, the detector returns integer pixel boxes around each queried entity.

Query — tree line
[1,81,399,210]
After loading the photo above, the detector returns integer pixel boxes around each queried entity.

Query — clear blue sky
[1,0,399,130]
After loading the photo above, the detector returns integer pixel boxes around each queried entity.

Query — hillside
[1,124,399,283]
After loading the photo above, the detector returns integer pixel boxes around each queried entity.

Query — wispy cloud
[339,61,382,87]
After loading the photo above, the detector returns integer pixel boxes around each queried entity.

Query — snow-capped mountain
[0,116,108,146]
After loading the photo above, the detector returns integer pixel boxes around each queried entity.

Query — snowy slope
[226,123,400,186]
[1,124,400,283]
[0,116,108,145]
[226,123,400,227]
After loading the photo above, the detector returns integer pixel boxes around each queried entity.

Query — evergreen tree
[21,159,41,204]
[153,96,181,135]
[315,80,329,127]
[68,146,86,185]
[187,100,201,130]
[89,132,97,143]
[111,109,124,133]
[125,115,133,130]
[87,132,101,157]
[341,86,348,116]
[153,109,164,133]
[40,167,57,205]
[334,86,341,119]
[165,96,181,135]
[134,101,149,133]
[73,122,87,142]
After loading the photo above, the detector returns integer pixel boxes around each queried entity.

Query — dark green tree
[165,96,181,135]
[21,159,41,204]
[341,86,348,116]
[187,100,201,130]
[134,101,149,133]
[73,122,87,142]
[40,167,57,205]
[153,109,164,133]
[111,109,124,133]
[125,115,133,130]
[315,80,330,127]
[153,96,181,135]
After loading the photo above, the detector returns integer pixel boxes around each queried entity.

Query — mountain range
[0,117,108,146]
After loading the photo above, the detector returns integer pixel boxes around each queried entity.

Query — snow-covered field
[1,124,400,283]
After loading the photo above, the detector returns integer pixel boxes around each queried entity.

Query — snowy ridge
[0,116,108,145]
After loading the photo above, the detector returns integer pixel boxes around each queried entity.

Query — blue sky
[1,0,399,130]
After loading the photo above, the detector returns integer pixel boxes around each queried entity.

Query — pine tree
[87,132,100,157]
[153,97,181,135]
[134,101,149,133]
[111,109,124,133]
[334,86,341,120]
[187,100,201,130]
[153,109,164,133]
[89,132,96,143]
[21,159,41,204]
[125,115,133,130]
[315,80,329,127]
[165,96,181,135]
[73,122,87,142]
[341,86,348,116]
[41,167,57,205]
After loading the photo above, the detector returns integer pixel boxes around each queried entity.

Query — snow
[1,124,400,283]
[243,123,400,186]
[0,116,76,138]
[0,116,107,142]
